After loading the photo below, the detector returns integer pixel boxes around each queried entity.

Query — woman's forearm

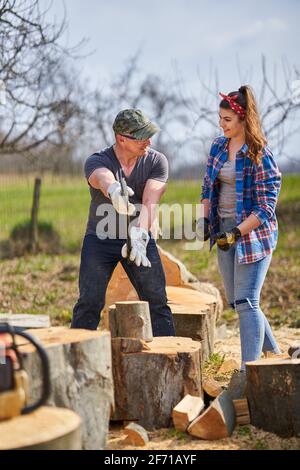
[201,198,210,219]
[237,213,261,236]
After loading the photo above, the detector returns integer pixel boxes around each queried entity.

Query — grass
[0,173,299,326]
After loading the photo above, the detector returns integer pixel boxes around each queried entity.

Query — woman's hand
[196,217,210,241]
[215,227,241,251]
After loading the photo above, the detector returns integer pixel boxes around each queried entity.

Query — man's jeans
[71,234,176,336]
[217,218,280,369]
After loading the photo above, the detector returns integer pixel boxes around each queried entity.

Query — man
[71,109,176,336]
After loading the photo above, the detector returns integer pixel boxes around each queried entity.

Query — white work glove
[121,226,151,268]
[107,181,135,215]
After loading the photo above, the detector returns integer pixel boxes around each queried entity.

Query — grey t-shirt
[217,160,236,218]
[84,145,168,239]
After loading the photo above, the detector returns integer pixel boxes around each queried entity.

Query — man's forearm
[88,168,116,197]
[138,201,158,232]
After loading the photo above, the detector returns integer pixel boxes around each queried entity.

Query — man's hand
[196,217,210,241]
[121,227,151,267]
[215,227,242,251]
[108,181,135,215]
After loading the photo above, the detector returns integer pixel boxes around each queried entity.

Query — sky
[47,0,300,160]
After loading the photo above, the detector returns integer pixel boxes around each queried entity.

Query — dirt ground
[106,326,300,451]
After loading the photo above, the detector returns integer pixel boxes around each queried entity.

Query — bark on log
[187,390,236,440]
[111,336,203,430]
[17,327,114,449]
[111,301,153,342]
[0,407,81,450]
[246,358,300,437]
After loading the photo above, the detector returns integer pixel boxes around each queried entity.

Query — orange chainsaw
[0,322,50,421]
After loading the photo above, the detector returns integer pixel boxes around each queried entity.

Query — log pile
[110,301,203,430]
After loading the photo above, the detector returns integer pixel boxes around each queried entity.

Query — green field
[1,174,299,250]
[0,174,299,326]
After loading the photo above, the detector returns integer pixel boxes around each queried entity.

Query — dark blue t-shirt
[84,145,168,239]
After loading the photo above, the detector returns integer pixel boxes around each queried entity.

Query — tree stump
[17,327,114,449]
[246,358,300,437]
[0,407,81,450]
[167,286,217,361]
[110,301,153,341]
[111,336,203,430]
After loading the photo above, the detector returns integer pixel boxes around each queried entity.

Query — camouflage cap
[113,109,160,140]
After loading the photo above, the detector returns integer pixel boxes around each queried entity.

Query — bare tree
[0,0,85,156]
[86,53,190,162]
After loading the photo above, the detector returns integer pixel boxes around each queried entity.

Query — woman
[198,85,282,370]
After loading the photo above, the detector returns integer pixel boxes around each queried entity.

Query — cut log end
[124,423,149,446]
[172,394,204,432]
[187,391,236,440]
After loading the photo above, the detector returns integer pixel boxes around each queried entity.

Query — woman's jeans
[217,218,280,370]
[71,234,176,336]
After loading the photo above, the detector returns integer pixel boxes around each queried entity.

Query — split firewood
[112,301,153,342]
[202,377,223,398]
[172,395,204,432]
[218,358,239,374]
[187,390,236,440]
[124,423,149,446]
[233,399,250,426]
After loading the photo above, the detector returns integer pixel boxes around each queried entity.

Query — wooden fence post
[29,177,42,253]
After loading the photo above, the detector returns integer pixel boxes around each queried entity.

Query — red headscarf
[219,92,246,118]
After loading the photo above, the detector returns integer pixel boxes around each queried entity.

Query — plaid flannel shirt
[201,136,281,264]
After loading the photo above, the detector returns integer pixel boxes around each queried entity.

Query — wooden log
[102,246,222,332]
[0,313,50,329]
[113,301,153,342]
[218,359,239,374]
[202,377,223,398]
[111,336,203,430]
[187,390,236,440]
[17,327,114,449]
[0,406,81,450]
[233,399,250,425]
[124,423,149,446]
[172,394,204,432]
[246,358,300,437]
[167,286,216,361]
[227,371,247,400]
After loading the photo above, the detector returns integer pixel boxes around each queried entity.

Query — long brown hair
[220,85,266,164]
